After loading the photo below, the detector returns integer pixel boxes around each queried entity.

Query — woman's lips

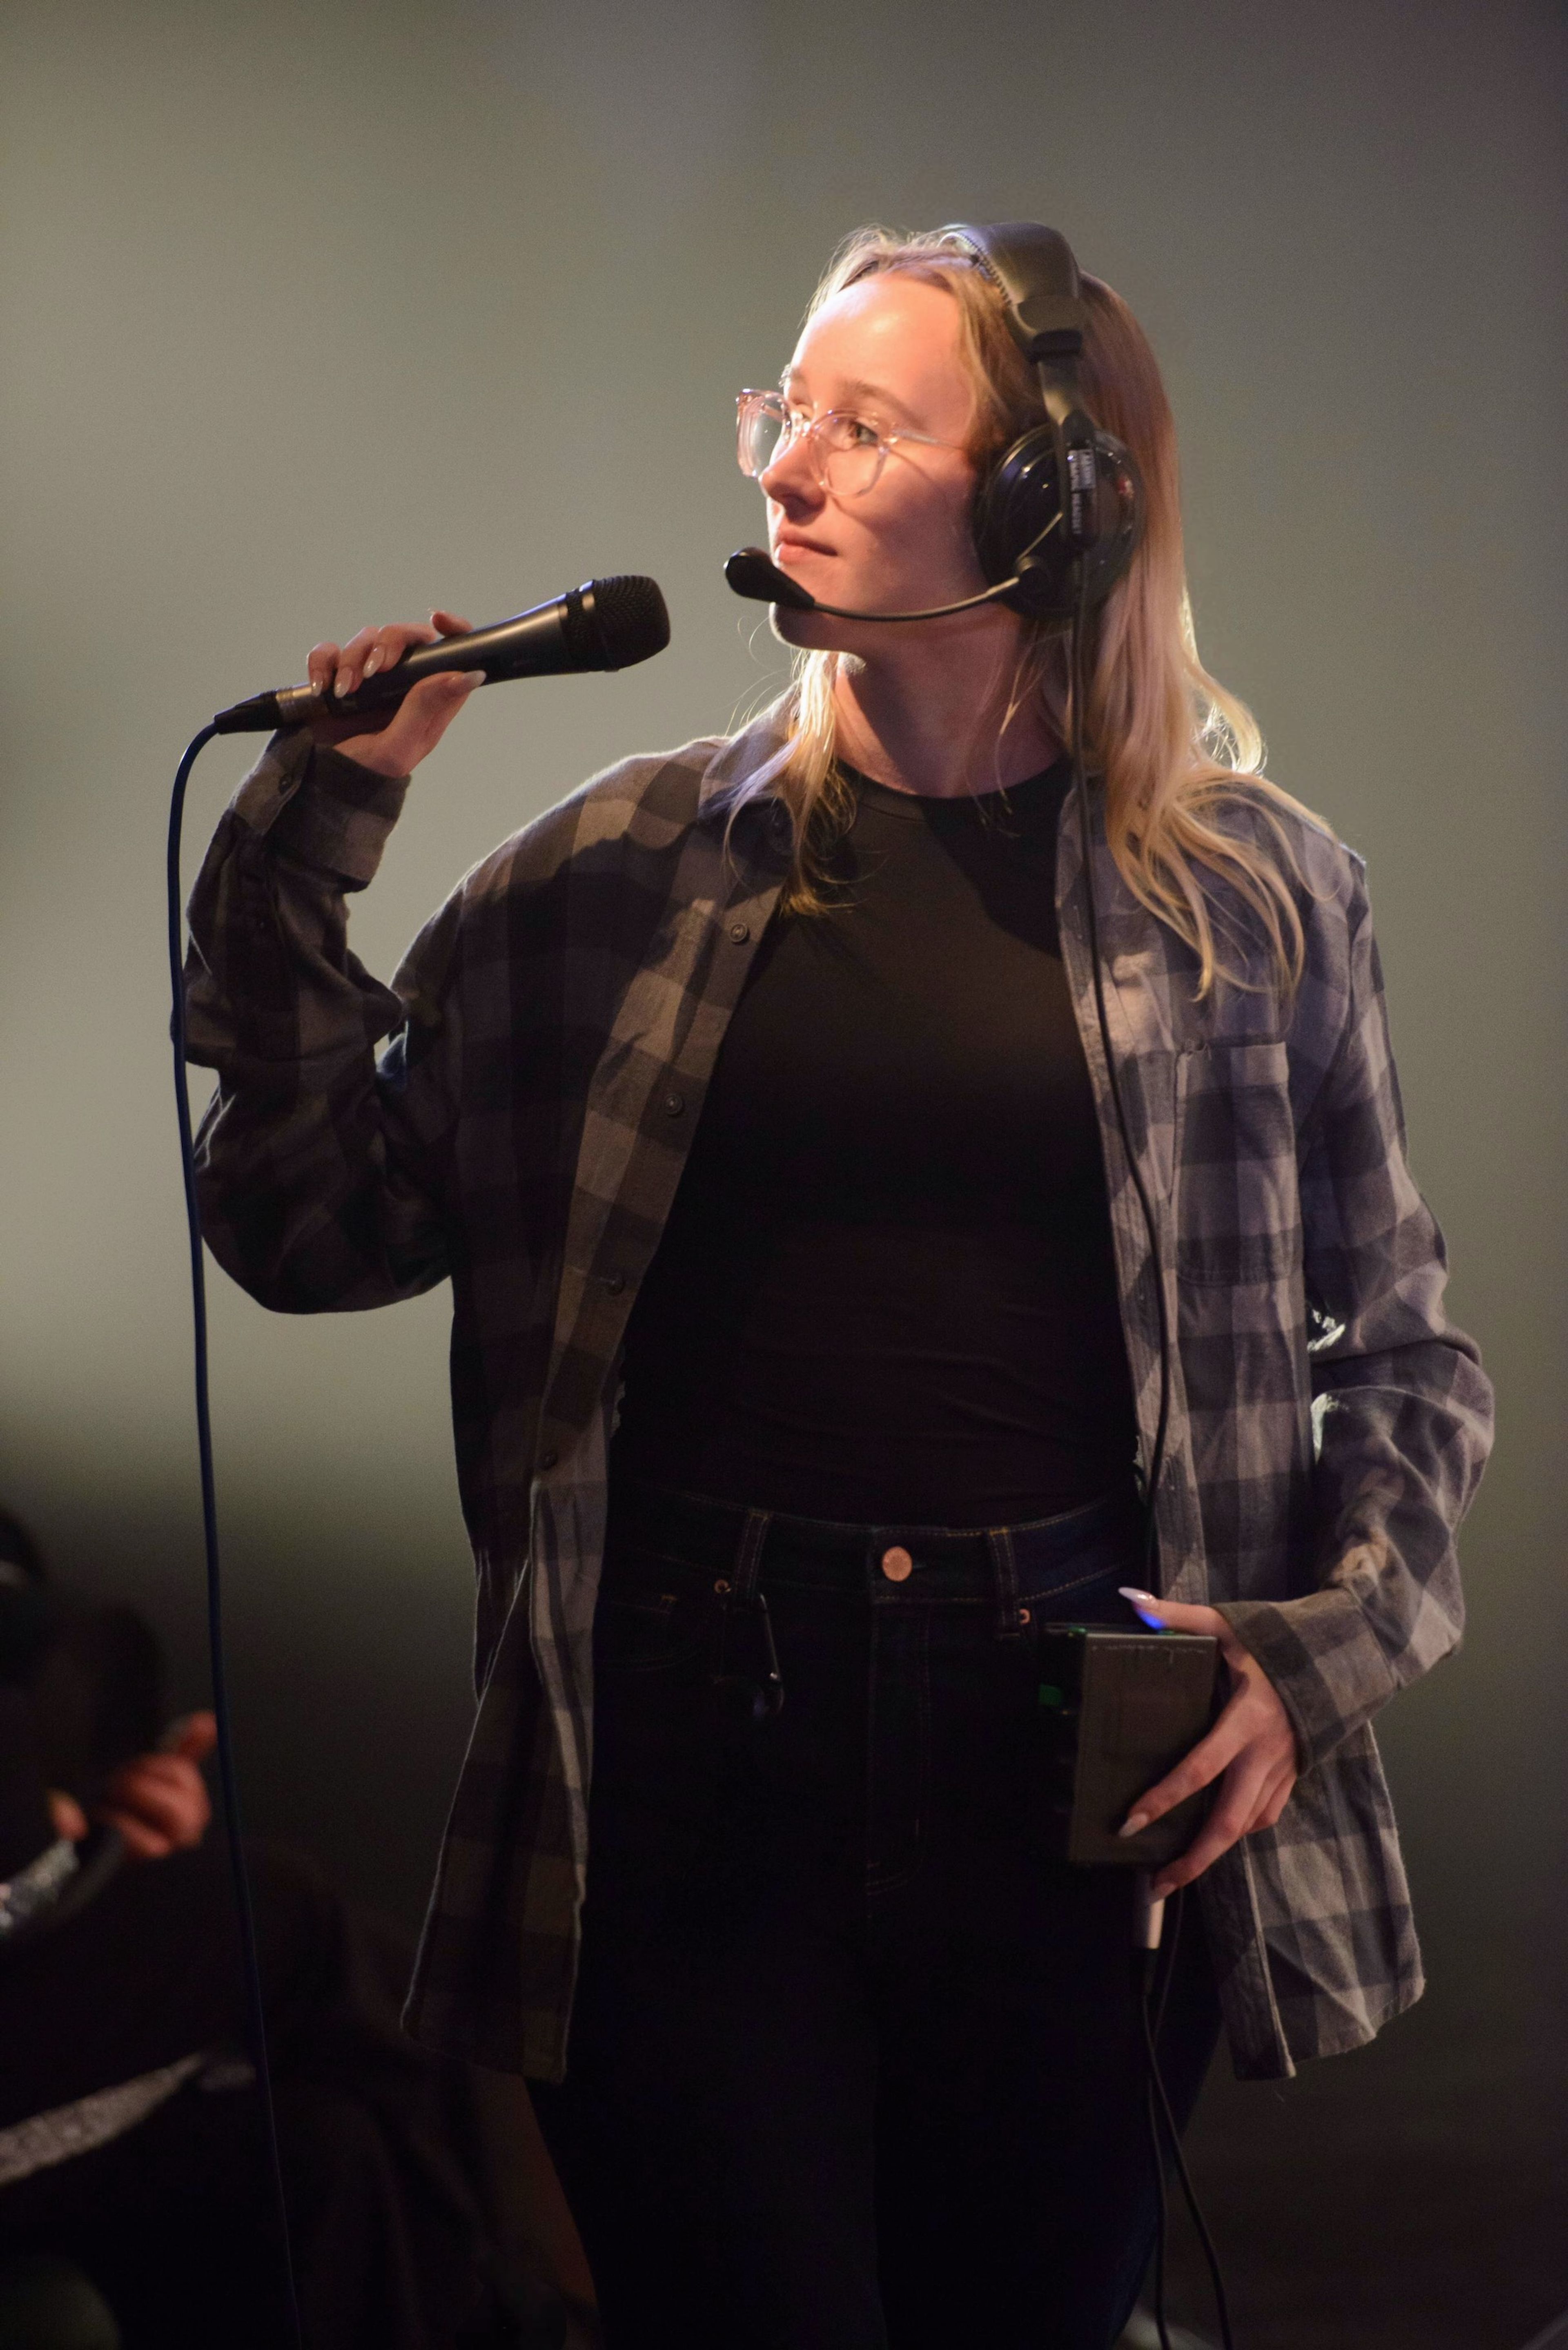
[772,535,835,564]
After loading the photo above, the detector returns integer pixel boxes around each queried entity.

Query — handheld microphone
[723,539,1053,625]
[212,573,671,735]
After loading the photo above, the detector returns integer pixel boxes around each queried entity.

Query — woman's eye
[847,418,880,446]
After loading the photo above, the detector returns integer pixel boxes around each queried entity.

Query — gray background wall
[1,4,1563,2341]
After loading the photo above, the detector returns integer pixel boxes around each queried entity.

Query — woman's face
[761,272,993,648]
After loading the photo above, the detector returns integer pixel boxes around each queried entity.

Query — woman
[185,225,1493,2348]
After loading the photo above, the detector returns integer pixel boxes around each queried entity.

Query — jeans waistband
[606,1479,1145,1632]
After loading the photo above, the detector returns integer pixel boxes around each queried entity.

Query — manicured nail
[363,648,383,677]
[1119,1812,1151,1839]
[334,667,351,697]
[1118,1585,1170,1630]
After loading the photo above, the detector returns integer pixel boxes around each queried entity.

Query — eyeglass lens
[739,400,789,477]
[738,398,884,495]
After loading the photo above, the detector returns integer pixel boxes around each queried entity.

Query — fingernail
[1118,1587,1157,1605]
[457,667,484,687]
[1119,1812,1151,1839]
[334,667,351,697]
[363,649,383,677]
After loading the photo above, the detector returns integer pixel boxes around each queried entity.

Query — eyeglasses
[736,389,961,497]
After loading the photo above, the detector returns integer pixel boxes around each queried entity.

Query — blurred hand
[96,1710,218,1862]
[47,1789,88,1843]
[304,610,481,777]
[1114,1592,1300,1900]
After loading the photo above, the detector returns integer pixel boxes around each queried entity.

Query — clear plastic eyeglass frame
[735,389,959,497]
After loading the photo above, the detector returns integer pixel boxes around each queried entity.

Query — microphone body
[213,575,670,735]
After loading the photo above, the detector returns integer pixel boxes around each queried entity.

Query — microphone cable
[167,724,305,2350]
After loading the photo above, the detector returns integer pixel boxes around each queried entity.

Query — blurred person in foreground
[180,224,1492,2347]
[0,1515,565,2348]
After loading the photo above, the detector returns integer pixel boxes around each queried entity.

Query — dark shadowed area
[1,3,1563,2343]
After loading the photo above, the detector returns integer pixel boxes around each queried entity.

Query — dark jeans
[533,1482,1222,2350]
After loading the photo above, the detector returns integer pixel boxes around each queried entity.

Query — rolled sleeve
[233,731,411,889]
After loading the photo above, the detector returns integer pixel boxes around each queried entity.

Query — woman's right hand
[303,609,484,778]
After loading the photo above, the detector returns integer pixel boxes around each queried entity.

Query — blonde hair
[731,225,1325,998]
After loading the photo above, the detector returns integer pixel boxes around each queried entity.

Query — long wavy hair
[730,226,1325,997]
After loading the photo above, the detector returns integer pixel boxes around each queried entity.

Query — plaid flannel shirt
[183,708,1493,2083]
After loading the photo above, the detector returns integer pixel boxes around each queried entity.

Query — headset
[726,217,1144,625]
[933,219,1144,619]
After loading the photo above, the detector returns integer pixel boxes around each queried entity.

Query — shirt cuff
[1214,1585,1400,1770]
[229,731,411,888]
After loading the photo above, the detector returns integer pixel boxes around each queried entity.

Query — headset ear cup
[1080,428,1143,609]
[973,425,1144,620]
[973,426,1073,620]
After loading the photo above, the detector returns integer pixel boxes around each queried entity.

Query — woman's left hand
[1115,1592,1300,1899]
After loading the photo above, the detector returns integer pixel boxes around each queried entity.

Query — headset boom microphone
[212,573,670,735]
[723,544,1044,624]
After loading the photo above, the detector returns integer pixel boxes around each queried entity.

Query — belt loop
[731,1507,771,1603]
[987,1526,1026,1638]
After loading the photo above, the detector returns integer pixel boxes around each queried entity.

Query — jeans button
[880,1546,913,1583]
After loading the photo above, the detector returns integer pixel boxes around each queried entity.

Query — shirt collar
[697,698,794,819]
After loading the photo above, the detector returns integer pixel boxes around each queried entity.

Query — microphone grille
[580,575,672,671]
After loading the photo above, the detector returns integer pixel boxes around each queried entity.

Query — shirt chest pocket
[1174,1039,1301,1286]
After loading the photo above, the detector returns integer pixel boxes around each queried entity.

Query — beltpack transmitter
[1036,1625,1223,1868]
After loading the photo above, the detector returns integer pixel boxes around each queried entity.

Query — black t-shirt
[612,758,1138,1525]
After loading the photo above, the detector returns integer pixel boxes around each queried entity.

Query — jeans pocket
[1025,1556,1133,1628]
[595,1547,716,1677]
[592,1543,724,1855]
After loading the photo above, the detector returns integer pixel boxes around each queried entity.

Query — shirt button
[662,1091,684,1117]
[604,1271,626,1295]
[880,1546,913,1583]
[538,1449,559,1472]
[727,920,750,943]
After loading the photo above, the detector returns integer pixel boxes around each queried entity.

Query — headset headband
[936,222,1087,364]
[823,219,1140,612]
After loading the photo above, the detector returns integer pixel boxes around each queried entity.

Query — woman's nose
[759,426,821,510]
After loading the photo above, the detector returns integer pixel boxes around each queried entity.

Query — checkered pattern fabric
[183,709,1492,2082]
